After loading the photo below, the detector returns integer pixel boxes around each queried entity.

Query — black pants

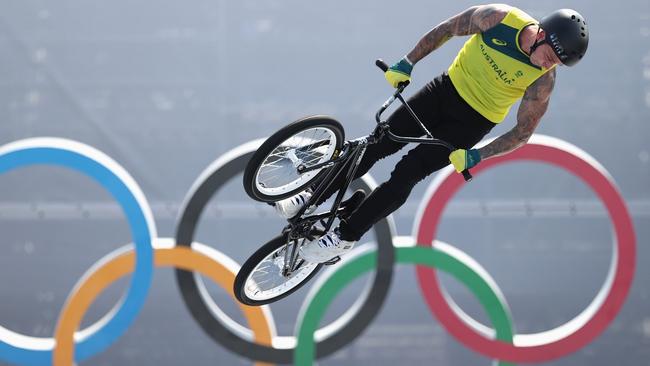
[318,73,496,241]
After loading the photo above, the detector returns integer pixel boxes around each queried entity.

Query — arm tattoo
[407,4,509,63]
[478,69,557,160]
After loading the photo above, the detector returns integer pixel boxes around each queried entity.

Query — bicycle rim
[255,127,337,197]
[243,243,319,302]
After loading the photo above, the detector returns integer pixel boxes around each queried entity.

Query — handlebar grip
[461,169,473,182]
[377,59,410,90]
[397,80,410,89]
[376,59,389,72]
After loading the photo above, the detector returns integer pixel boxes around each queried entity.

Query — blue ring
[0,143,154,365]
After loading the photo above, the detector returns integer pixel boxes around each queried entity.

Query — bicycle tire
[243,115,344,202]
[234,233,323,306]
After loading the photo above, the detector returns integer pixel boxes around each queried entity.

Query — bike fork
[282,235,306,277]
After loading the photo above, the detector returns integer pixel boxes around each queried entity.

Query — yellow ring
[53,245,274,366]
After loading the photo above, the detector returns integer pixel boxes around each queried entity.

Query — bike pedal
[323,256,341,266]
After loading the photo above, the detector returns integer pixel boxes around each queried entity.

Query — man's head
[530,9,589,68]
[529,29,562,69]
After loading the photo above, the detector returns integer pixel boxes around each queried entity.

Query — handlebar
[374,60,410,125]
[374,58,473,182]
[375,59,388,71]
[462,170,473,182]
[375,59,410,90]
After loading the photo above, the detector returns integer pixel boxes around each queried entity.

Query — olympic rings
[52,239,274,366]
[0,138,156,366]
[0,134,635,365]
[414,135,637,362]
[173,140,397,364]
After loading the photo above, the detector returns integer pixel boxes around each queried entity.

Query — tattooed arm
[478,68,557,160]
[406,4,511,64]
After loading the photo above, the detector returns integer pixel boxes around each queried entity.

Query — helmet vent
[571,15,576,19]
[581,33,586,37]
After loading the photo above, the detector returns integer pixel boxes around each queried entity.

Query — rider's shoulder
[477,3,513,13]
[471,4,512,31]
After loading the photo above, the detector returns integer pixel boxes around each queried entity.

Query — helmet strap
[529,26,545,55]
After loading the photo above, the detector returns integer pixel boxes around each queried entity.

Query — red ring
[415,136,636,362]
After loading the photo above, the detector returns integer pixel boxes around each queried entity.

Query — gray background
[0,0,649,365]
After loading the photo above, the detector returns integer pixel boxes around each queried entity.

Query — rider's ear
[537,28,547,41]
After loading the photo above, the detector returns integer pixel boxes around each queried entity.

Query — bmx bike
[234,60,472,306]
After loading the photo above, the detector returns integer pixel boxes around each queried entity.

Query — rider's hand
[449,149,481,173]
[385,57,413,88]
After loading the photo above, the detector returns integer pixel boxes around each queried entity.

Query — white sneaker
[299,228,355,263]
[275,191,313,219]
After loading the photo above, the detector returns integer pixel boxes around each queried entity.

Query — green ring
[294,246,515,365]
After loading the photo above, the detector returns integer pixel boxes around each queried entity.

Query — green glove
[449,149,481,173]
[385,57,413,88]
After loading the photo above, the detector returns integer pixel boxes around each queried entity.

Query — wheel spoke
[243,245,319,301]
[255,126,338,196]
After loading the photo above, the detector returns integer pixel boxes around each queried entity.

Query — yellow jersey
[448,8,553,123]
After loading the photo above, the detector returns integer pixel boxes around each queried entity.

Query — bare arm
[478,68,557,160]
[406,4,511,64]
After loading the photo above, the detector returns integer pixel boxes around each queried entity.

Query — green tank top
[448,8,553,123]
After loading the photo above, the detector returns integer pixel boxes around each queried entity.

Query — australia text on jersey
[479,42,526,85]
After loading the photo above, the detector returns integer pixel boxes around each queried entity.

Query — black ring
[173,141,396,363]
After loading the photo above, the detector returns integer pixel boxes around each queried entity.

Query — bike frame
[279,59,471,276]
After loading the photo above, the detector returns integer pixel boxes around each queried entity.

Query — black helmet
[540,9,589,66]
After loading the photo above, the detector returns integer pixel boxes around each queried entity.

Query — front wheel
[234,234,322,306]
[243,115,345,202]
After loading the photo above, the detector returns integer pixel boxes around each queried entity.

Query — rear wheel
[234,234,323,306]
[243,115,344,202]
